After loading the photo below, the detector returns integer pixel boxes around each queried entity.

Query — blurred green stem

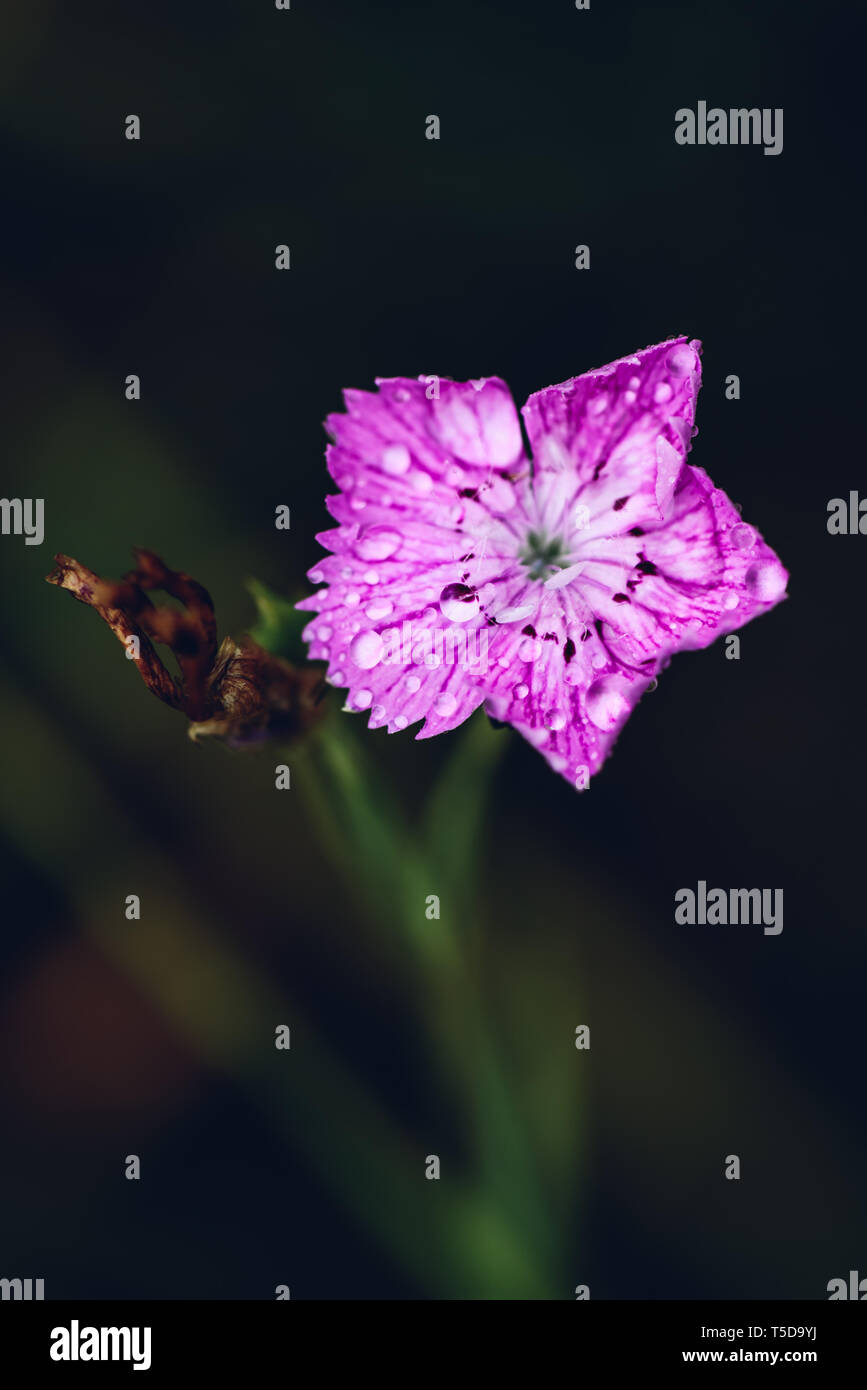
[296,711,557,1284]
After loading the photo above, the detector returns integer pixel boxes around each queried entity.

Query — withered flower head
[46,549,327,748]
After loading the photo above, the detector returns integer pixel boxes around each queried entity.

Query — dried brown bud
[47,550,327,748]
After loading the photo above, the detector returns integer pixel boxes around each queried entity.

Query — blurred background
[1,0,865,1298]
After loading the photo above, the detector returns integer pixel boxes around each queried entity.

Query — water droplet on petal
[653,381,673,404]
[722,590,739,611]
[330,669,346,685]
[393,387,411,403]
[349,630,384,669]
[591,649,607,670]
[345,591,360,607]
[394,714,408,730]
[382,444,411,475]
[666,343,696,376]
[434,691,458,717]
[406,675,422,693]
[546,710,567,731]
[628,376,641,390]
[514,683,529,699]
[309,569,324,584]
[357,526,401,561]
[350,496,367,511]
[623,390,637,405]
[439,582,480,622]
[371,704,387,723]
[317,624,333,641]
[363,569,379,585]
[353,689,373,709]
[411,470,434,494]
[365,598,393,620]
[586,676,631,730]
[731,522,755,550]
[518,637,542,661]
[745,561,787,603]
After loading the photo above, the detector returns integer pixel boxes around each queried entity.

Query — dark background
[1,0,864,1299]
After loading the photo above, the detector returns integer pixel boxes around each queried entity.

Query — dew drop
[394,714,408,730]
[393,387,411,403]
[411,470,434,494]
[317,624,333,641]
[439,582,480,622]
[349,630,384,669]
[406,675,422,693]
[371,704,387,723]
[365,598,393,620]
[653,381,673,404]
[628,376,641,390]
[434,691,458,717]
[345,591,360,607]
[350,496,367,511]
[666,343,695,376]
[731,522,755,550]
[357,526,401,561]
[309,569,324,584]
[514,683,529,699]
[722,590,739,611]
[382,444,411,475]
[623,390,637,405]
[586,676,631,730]
[363,569,379,585]
[745,561,787,603]
[353,689,373,710]
[518,637,542,661]
[546,710,567,731]
[330,669,345,685]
